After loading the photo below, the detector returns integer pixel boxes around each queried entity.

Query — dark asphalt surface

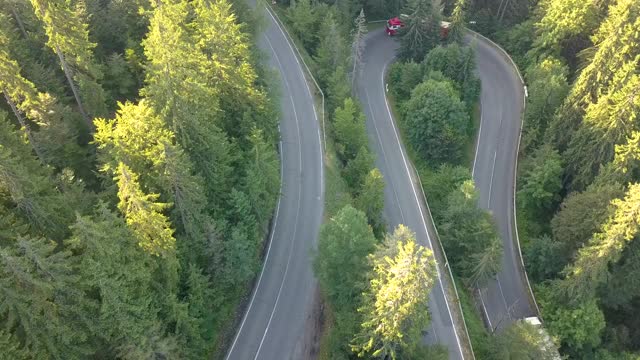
[225,5,324,360]
[470,34,536,331]
[357,28,465,360]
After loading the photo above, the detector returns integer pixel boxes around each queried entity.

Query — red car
[385,17,405,36]
[385,16,452,38]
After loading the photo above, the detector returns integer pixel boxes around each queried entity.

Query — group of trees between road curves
[284,0,445,358]
[472,0,640,358]
[388,0,565,359]
[285,0,558,359]
[0,0,282,358]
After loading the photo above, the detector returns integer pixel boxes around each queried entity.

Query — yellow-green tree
[558,183,640,303]
[142,0,232,214]
[352,225,437,359]
[116,162,176,257]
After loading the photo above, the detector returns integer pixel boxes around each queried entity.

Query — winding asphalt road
[357,28,466,360]
[225,4,324,360]
[471,34,536,331]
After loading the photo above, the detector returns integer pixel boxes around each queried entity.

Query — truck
[385,15,451,38]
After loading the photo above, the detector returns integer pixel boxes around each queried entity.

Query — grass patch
[324,138,353,218]
[367,21,387,32]
[467,102,482,169]
[457,283,496,359]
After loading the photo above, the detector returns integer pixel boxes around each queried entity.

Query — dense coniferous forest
[467,0,640,358]
[0,0,280,358]
[310,0,640,358]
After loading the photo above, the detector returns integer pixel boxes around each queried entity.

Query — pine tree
[0,330,29,360]
[550,183,623,259]
[95,101,213,265]
[352,225,436,359]
[440,180,499,278]
[531,0,602,57]
[30,0,107,127]
[0,30,43,160]
[563,72,640,189]
[521,57,569,152]
[220,188,260,285]
[287,0,317,50]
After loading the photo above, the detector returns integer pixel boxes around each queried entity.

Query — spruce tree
[0,30,83,170]
[0,237,92,359]
[142,0,233,214]
[66,203,160,352]
[244,129,280,226]
[398,0,442,62]
[558,183,640,303]
[448,0,466,44]
[116,162,176,257]
[0,112,72,240]
[30,0,107,127]
[192,0,271,141]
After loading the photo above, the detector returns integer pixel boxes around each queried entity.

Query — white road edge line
[496,276,511,320]
[364,86,407,225]
[225,109,285,359]
[488,151,497,208]
[478,288,493,330]
[253,35,304,360]
[380,62,465,358]
[265,5,324,200]
[471,102,483,178]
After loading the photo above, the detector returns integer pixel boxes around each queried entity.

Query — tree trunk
[499,0,510,22]
[3,90,45,163]
[10,6,28,39]
[54,45,93,129]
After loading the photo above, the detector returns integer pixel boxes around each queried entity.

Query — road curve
[357,28,465,360]
[225,4,324,360]
[471,34,536,331]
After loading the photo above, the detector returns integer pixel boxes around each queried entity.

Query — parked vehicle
[385,15,452,38]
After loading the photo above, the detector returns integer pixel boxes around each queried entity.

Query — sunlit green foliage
[30,0,107,125]
[0,1,280,357]
[352,225,436,359]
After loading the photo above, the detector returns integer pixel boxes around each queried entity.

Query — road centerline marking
[363,86,407,225]
[488,150,497,208]
[379,61,464,358]
[252,34,305,360]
